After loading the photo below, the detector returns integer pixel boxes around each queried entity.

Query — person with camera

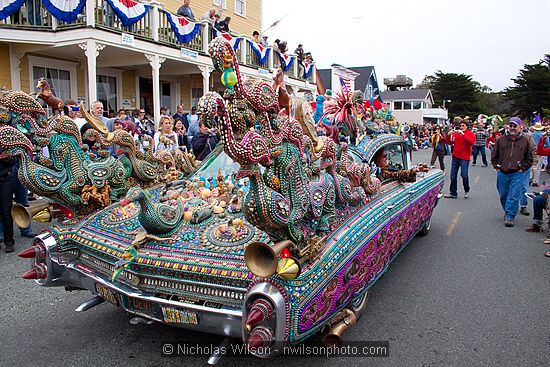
[444,117,476,199]
[491,117,534,227]
[191,121,219,161]
[429,125,447,171]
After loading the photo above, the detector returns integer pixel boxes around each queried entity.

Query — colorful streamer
[41,0,85,23]
[215,30,241,51]
[276,51,293,72]
[0,0,24,20]
[247,39,270,65]
[300,60,313,79]
[106,0,150,27]
[164,10,201,44]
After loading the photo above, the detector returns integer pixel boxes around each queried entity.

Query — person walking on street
[530,122,545,187]
[444,117,476,199]
[472,123,488,166]
[491,117,534,227]
[429,125,447,171]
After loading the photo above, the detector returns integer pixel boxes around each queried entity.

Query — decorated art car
[15,38,444,359]
[20,134,443,357]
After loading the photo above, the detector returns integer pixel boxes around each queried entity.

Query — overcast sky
[262,0,550,92]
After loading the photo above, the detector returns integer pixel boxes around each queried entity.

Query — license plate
[95,283,119,305]
[161,306,199,325]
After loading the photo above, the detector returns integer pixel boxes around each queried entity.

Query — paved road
[1,149,549,367]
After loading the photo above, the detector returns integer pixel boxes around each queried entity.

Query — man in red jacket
[444,117,476,199]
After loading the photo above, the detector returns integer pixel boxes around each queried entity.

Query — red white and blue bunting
[0,0,24,20]
[106,0,149,27]
[214,30,241,51]
[276,51,293,72]
[300,60,313,79]
[163,10,201,44]
[41,0,85,23]
[247,40,270,65]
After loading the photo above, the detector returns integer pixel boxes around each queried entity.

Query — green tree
[419,71,482,118]
[505,54,550,118]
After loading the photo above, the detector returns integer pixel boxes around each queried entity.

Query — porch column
[8,45,25,91]
[86,0,95,27]
[145,54,166,131]
[199,65,212,93]
[79,40,105,107]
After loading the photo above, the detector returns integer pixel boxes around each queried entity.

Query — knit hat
[509,117,523,126]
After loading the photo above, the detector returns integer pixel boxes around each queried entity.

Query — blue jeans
[472,145,487,165]
[449,157,470,196]
[519,169,531,208]
[532,194,548,226]
[497,171,525,221]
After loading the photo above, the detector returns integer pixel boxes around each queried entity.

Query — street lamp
[443,99,451,109]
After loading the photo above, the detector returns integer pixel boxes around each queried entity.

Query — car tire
[349,291,369,319]
[417,217,431,237]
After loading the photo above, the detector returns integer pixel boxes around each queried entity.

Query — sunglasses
[509,123,518,128]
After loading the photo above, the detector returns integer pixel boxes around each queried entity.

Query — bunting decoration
[163,10,201,44]
[215,30,241,51]
[300,60,313,79]
[0,0,24,20]
[106,0,149,27]
[41,0,85,23]
[247,40,270,65]
[276,51,293,72]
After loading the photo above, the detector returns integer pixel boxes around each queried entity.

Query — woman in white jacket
[154,116,179,153]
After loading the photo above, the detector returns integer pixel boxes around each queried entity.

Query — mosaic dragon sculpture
[200,38,379,248]
[0,89,197,215]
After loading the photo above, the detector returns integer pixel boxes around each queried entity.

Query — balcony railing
[0,0,315,83]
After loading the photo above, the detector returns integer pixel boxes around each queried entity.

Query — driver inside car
[372,148,429,183]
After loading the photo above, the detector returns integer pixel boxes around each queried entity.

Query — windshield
[191,145,240,179]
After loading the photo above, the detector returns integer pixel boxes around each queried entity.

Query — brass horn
[276,256,305,281]
[12,203,55,228]
[322,308,357,347]
[244,240,295,278]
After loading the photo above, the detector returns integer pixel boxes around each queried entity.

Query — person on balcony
[252,31,261,43]
[201,8,220,27]
[177,0,195,20]
[216,16,231,33]
[260,35,269,47]
[294,44,304,61]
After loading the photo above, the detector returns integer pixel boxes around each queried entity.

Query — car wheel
[349,291,369,318]
[417,216,431,237]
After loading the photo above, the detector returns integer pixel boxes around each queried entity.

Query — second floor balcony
[0,0,316,84]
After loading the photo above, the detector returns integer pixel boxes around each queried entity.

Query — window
[385,145,405,170]
[403,101,412,110]
[235,0,245,16]
[97,75,117,116]
[191,88,203,110]
[28,56,77,113]
[32,66,71,112]
[213,0,227,8]
[412,101,422,109]
[394,101,402,110]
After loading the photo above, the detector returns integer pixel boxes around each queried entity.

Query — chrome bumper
[34,233,245,339]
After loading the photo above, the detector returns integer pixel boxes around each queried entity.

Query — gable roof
[316,65,378,95]
[380,89,431,101]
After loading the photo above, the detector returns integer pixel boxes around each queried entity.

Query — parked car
[19,133,444,358]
